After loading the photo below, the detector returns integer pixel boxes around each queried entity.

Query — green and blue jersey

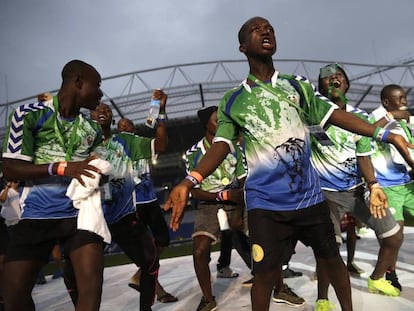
[310,105,373,191]
[214,71,338,211]
[2,97,102,219]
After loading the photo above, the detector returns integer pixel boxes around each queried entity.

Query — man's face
[206,111,218,135]
[90,103,113,128]
[384,88,407,111]
[118,120,135,133]
[319,66,349,101]
[79,68,103,111]
[239,17,276,58]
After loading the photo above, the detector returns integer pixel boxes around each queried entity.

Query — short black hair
[61,59,95,82]
[380,84,403,102]
[197,106,218,130]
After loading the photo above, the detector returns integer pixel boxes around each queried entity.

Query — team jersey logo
[252,244,264,262]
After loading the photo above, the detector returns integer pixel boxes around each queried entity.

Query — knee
[193,246,211,265]
[384,231,404,249]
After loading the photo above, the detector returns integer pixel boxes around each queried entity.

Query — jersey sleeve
[214,90,240,154]
[2,107,36,162]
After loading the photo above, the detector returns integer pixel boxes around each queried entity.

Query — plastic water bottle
[217,207,230,231]
[145,98,160,128]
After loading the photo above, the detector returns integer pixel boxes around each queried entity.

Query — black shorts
[136,200,170,247]
[5,218,103,262]
[0,218,9,255]
[248,201,338,274]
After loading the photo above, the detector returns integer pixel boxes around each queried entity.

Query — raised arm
[153,89,168,153]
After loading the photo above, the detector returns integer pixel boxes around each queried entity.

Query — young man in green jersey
[117,117,178,304]
[164,17,414,311]
[312,65,403,310]
[2,60,105,311]
[369,84,414,292]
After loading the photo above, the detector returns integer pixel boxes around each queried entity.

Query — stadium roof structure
[1,58,414,156]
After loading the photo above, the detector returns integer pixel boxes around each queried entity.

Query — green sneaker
[368,277,400,297]
[315,299,335,311]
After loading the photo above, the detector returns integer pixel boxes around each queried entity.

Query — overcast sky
[1,0,414,104]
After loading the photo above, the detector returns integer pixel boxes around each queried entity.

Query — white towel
[66,158,113,243]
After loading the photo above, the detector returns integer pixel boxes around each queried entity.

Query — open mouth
[98,114,107,121]
[332,79,341,88]
[262,38,272,48]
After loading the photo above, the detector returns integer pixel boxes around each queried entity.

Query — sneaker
[196,296,217,311]
[157,292,178,303]
[283,267,303,278]
[386,270,402,291]
[315,299,335,311]
[242,277,253,288]
[347,262,364,277]
[368,277,400,296]
[217,266,239,278]
[272,284,305,306]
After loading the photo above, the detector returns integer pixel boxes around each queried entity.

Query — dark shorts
[0,218,9,255]
[136,200,170,247]
[5,218,103,262]
[248,201,338,274]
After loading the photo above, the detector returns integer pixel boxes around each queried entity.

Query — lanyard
[52,96,80,161]
[203,137,230,186]
[247,73,309,120]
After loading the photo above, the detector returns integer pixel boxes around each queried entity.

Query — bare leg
[251,268,280,311]
[317,256,352,311]
[69,242,104,311]
[193,235,215,303]
[3,259,43,311]
[371,227,403,280]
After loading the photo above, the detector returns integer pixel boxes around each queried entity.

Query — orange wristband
[216,190,229,201]
[189,171,203,183]
[57,162,68,176]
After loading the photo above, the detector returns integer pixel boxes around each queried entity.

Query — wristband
[157,113,167,121]
[48,162,55,176]
[57,161,68,176]
[374,127,390,142]
[216,190,229,202]
[189,171,203,184]
[185,175,199,186]
[368,182,381,191]
[380,129,390,142]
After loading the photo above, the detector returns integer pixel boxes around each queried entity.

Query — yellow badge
[252,244,264,262]
[221,177,230,186]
